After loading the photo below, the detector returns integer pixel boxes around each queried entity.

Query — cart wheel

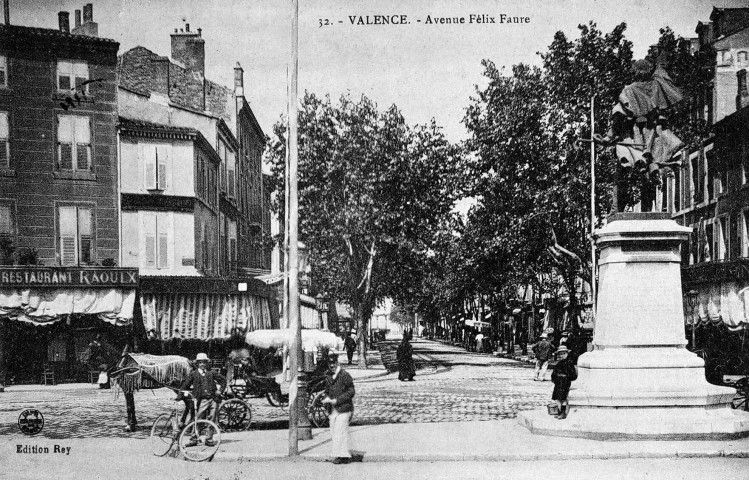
[308,391,329,428]
[266,389,288,408]
[218,398,252,431]
[149,414,177,456]
[178,419,221,462]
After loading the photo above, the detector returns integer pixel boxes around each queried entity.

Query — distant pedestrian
[396,333,415,381]
[344,334,357,365]
[475,332,484,353]
[532,334,553,381]
[322,352,361,464]
[551,345,577,419]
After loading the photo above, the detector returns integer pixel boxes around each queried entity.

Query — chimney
[72,3,98,37]
[171,22,205,78]
[75,9,81,28]
[83,3,92,22]
[58,11,70,33]
[234,62,244,97]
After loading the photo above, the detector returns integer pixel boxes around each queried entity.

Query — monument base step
[518,406,749,441]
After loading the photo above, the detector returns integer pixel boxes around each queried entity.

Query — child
[551,345,577,419]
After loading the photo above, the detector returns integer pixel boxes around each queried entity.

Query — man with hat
[321,352,360,464]
[550,345,578,419]
[532,334,553,381]
[179,353,227,445]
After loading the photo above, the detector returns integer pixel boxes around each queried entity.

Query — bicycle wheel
[218,398,252,431]
[149,414,177,457]
[307,391,329,428]
[178,419,221,462]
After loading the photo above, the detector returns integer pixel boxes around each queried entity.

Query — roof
[0,23,118,46]
[119,117,197,136]
[118,117,222,165]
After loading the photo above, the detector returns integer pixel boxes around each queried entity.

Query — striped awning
[141,292,272,340]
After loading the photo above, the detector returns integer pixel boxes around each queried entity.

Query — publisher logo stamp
[18,409,44,435]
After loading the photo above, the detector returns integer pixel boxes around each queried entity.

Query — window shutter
[73,61,88,92]
[0,112,8,168]
[143,212,156,267]
[0,205,11,237]
[158,232,168,269]
[144,146,156,190]
[58,116,73,170]
[57,61,72,91]
[157,146,168,190]
[59,206,78,265]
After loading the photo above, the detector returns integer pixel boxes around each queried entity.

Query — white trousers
[535,360,549,380]
[329,409,353,458]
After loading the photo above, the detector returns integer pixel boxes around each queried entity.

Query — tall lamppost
[686,289,698,350]
[316,293,329,331]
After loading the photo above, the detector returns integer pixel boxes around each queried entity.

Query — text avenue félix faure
[17,445,72,455]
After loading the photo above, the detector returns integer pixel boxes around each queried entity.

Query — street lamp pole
[590,95,597,321]
[288,0,303,455]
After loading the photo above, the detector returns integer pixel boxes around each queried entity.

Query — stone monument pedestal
[519,213,749,440]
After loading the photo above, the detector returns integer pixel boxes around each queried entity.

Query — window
[57,60,88,92]
[0,55,7,88]
[718,50,733,67]
[200,222,210,272]
[57,115,91,171]
[142,212,170,269]
[58,206,93,266]
[228,220,237,272]
[738,51,749,67]
[227,149,236,198]
[714,216,728,261]
[0,203,14,241]
[0,111,8,168]
[143,144,169,191]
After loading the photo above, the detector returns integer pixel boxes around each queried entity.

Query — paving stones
[0,339,552,439]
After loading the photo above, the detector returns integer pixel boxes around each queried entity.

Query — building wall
[0,26,120,266]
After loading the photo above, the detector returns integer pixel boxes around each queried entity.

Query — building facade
[116,22,276,345]
[0,6,139,387]
[660,7,749,380]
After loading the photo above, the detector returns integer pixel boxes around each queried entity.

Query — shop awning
[140,291,273,340]
[683,282,749,331]
[0,288,136,326]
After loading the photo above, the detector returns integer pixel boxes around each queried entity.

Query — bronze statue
[594,58,685,212]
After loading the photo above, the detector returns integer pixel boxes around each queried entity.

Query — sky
[8,0,749,142]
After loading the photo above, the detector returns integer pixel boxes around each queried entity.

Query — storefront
[0,266,138,386]
[136,275,278,361]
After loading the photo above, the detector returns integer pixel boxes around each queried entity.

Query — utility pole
[288,0,302,456]
[590,96,597,320]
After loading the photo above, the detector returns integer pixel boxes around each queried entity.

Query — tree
[267,92,464,366]
[462,23,635,342]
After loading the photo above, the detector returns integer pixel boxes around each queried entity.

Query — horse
[88,337,191,432]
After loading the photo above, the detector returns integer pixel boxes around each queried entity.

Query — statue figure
[594,58,685,212]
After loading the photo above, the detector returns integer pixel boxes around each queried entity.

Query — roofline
[118,117,222,165]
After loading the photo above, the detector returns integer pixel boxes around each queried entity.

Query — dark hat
[633,59,653,74]
[327,352,339,362]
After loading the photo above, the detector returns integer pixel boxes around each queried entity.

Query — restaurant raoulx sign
[0,267,139,288]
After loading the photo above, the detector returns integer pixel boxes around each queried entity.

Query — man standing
[344,333,357,365]
[179,353,226,446]
[532,334,553,381]
[322,352,360,464]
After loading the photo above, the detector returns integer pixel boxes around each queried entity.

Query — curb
[215,448,749,463]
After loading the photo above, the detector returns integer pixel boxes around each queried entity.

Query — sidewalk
[7,417,748,463]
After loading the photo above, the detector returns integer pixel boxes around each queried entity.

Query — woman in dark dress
[551,345,577,419]
[396,331,415,381]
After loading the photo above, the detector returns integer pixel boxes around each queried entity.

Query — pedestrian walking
[550,345,577,419]
[475,332,484,353]
[322,352,362,464]
[344,333,357,365]
[532,334,553,381]
[396,332,415,381]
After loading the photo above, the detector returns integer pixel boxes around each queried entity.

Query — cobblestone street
[0,339,550,439]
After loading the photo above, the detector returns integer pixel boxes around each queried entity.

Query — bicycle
[149,389,222,462]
